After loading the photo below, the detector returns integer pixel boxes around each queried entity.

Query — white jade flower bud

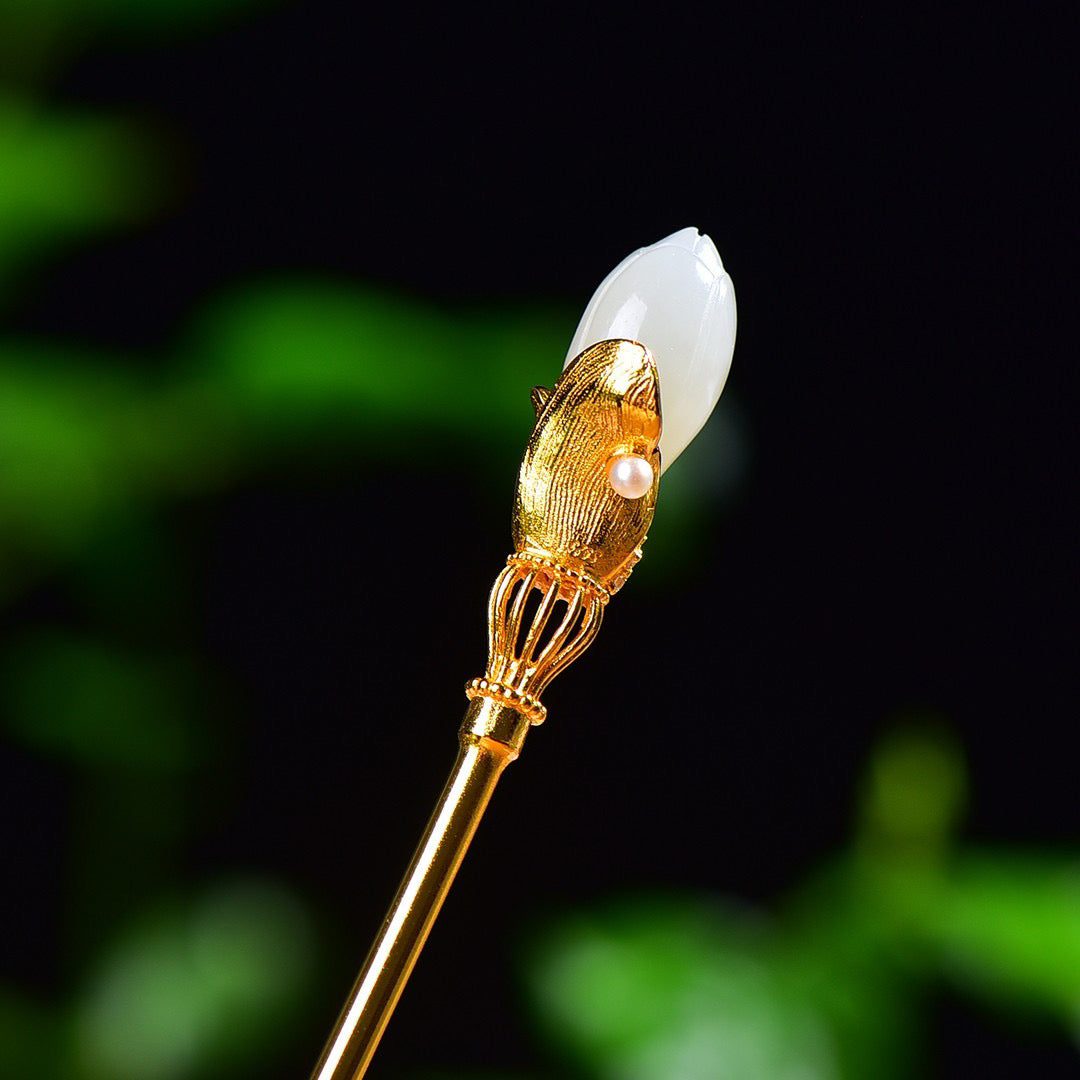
[564,227,736,472]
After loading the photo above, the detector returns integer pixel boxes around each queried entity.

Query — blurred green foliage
[2,631,208,769]
[1,881,312,1079]
[0,96,163,290]
[530,899,844,1080]
[933,857,1080,1015]
[74,882,312,1080]
[0,0,1076,1078]
[519,728,1080,1079]
[1,3,322,1077]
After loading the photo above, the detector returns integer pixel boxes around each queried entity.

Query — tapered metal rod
[310,699,530,1080]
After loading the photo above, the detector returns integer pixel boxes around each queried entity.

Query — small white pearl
[607,455,654,499]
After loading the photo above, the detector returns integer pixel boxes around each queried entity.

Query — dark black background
[10,3,1076,1076]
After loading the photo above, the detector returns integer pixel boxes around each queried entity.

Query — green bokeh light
[2,632,206,770]
[74,881,313,1080]
[529,898,841,1080]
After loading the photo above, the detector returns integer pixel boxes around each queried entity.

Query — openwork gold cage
[466,552,609,725]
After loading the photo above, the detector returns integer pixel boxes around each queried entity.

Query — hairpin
[311,227,737,1079]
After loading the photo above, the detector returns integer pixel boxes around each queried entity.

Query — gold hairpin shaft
[310,699,528,1079]
[310,340,661,1078]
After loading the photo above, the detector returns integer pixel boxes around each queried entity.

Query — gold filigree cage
[466,554,608,725]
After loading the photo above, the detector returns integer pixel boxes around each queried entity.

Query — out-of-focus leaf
[1,632,208,770]
[782,862,924,1080]
[526,897,842,1080]
[0,985,64,1076]
[189,281,568,446]
[857,722,967,855]
[931,854,1080,1019]
[0,345,240,596]
[0,349,142,557]
[73,880,313,1080]
[0,97,160,283]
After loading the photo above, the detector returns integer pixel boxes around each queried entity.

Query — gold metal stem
[310,699,530,1080]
